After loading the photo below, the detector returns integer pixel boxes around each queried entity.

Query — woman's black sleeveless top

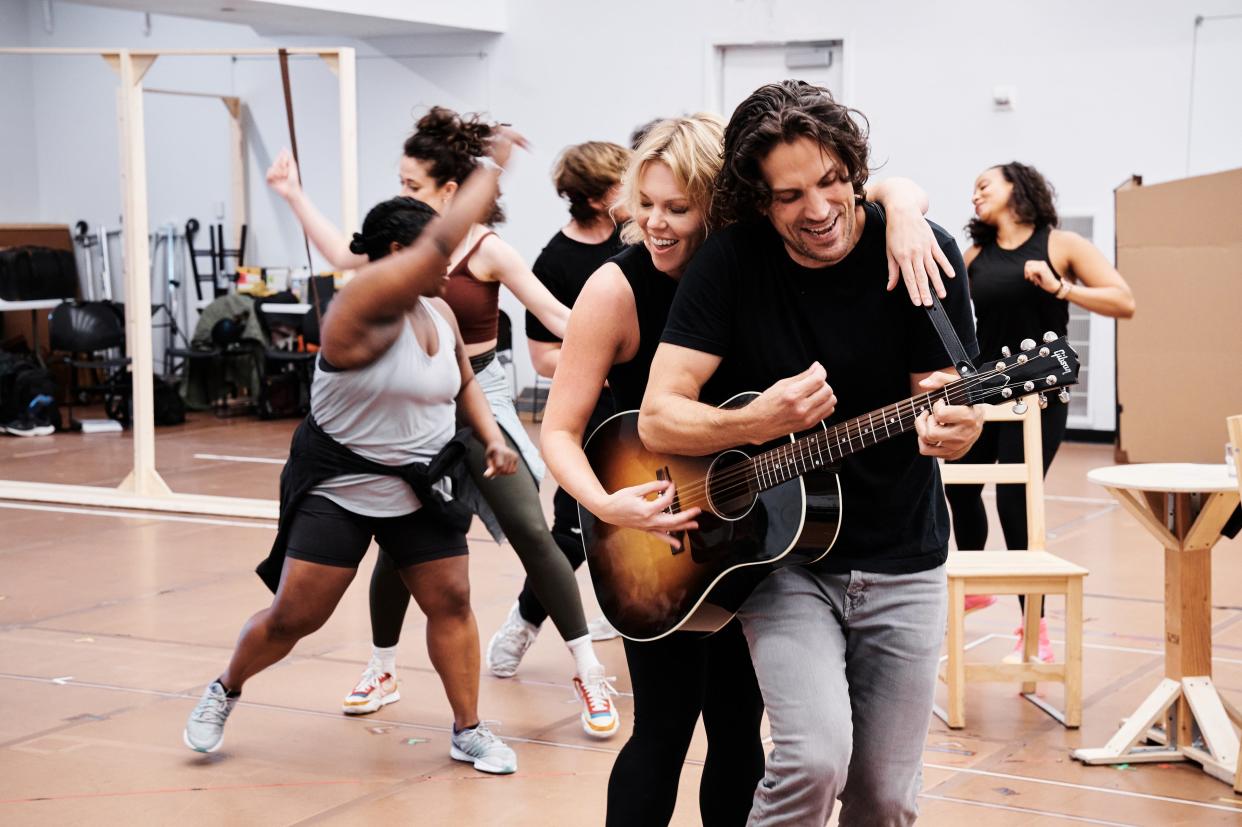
[968,224,1070,363]
[605,244,679,411]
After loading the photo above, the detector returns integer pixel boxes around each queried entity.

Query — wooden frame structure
[0,47,358,518]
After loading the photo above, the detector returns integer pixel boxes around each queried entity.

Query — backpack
[0,352,60,425]
[0,246,79,301]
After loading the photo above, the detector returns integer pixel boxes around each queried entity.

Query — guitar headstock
[966,332,1081,413]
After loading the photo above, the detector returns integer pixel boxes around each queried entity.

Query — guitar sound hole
[707,449,758,520]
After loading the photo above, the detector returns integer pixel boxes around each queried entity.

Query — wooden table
[1072,463,1242,789]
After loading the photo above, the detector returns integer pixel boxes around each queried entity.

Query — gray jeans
[736,563,947,827]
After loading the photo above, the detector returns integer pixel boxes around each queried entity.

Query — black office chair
[49,301,132,428]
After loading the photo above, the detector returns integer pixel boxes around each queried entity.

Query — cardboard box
[1115,168,1242,463]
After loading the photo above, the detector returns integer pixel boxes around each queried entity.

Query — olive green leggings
[369,431,588,647]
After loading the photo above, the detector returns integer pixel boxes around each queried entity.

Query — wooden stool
[938,550,1087,728]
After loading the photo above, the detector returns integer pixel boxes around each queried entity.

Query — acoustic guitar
[581,333,1080,641]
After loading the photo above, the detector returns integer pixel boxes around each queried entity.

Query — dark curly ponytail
[403,106,506,226]
[350,197,438,261]
[967,162,1059,246]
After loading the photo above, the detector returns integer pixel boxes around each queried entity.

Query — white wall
[0,0,38,221]
[3,0,1241,423]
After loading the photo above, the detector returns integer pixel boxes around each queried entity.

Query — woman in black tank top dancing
[948,161,1135,662]
[540,114,957,827]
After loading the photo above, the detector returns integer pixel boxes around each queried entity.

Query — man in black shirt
[640,81,984,825]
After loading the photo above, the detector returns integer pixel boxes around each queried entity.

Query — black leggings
[517,487,584,627]
[606,622,765,827]
[944,400,1069,615]
[369,430,589,648]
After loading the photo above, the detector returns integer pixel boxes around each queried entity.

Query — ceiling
[60,0,507,37]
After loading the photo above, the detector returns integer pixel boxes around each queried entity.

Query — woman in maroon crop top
[267,107,620,741]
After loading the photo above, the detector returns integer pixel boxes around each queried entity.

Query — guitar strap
[923,289,976,378]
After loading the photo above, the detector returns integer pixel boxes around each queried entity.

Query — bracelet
[1055,279,1072,300]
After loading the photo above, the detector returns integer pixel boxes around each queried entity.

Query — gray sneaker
[183,680,237,753]
[449,722,517,774]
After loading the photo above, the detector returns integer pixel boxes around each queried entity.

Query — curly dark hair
[713,80,870,228]
[553,141,631,224]
[349,196,438,262]
[966,162,1059,245]
[403,106,506,226]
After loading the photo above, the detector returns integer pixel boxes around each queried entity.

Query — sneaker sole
[183,728,223,753]
[581,714,619,739]
[5,427,54,437]
[342,689,400,715]
[449,745,517,774]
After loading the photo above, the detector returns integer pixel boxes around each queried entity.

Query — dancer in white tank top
[183,129,529,775]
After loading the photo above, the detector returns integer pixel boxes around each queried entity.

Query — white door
[717,41,844,120]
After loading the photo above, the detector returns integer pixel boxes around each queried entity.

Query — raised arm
[638,343,837,456]
[476,238,571,339]
[866,176,956,306]
[266,148,368,270]
[321,130,527,369]
[542,266,698,546]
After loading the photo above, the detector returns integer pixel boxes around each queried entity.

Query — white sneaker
[573,665,619,739]
[342,660,400,715]
[183,680,238,753]
[485,602,539,678]
[587,615,621,641]
[450,722,517,774]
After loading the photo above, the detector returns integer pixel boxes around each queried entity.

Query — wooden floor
[2,412,1241,826]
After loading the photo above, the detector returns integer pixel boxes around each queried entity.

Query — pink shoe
[963,594,997,614]
[1002,619,1055,664]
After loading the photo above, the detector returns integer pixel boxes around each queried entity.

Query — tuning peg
[1023,381,1035,392]
[1001,387,1013,399]
[1012,400,1028,415]
[1042,331,1057,343]
[1038,393,1048,410]
[1020,338,1036,352]
[994,360,1006,371]
[1039,346,1050,357]
[1058,388,1071,404]
[1045,375,1057,386]
[1001,346,1012,358]
[1016,354,1028,364]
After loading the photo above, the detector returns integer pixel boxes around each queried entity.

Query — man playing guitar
[639,81,986,825]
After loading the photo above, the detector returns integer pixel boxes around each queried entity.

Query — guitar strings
[664,367,1068,512]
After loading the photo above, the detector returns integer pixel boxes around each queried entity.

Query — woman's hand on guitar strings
[597,480,701,550]
[914,372,985,459]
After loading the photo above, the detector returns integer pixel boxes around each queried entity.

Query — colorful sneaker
[342,660,400,715]
[573,665,619,739]
[1002,619,1055,664]
[964,594,997,614]
[587,615,621,641]
[485,602,539,678]
[183,680,237,753]
[450,722,517,774]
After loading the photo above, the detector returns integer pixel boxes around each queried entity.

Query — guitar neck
[749,380,970,492]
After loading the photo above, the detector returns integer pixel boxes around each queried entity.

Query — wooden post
[223,96,246,252]
[332,49,358,258]
[113,51,169,497]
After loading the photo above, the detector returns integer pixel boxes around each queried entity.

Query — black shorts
[286,495,468,570]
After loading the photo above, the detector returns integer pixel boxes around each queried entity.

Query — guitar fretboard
[748,384,965,492]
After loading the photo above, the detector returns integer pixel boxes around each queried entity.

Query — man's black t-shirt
[525,226,625,343]
[660,201,978,575]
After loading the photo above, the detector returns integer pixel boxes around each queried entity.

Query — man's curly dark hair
[712,80,871,229]
[966,162,1059,245]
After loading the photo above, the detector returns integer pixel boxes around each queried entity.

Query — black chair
[49,301,132,429]
[255,277,335,418]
